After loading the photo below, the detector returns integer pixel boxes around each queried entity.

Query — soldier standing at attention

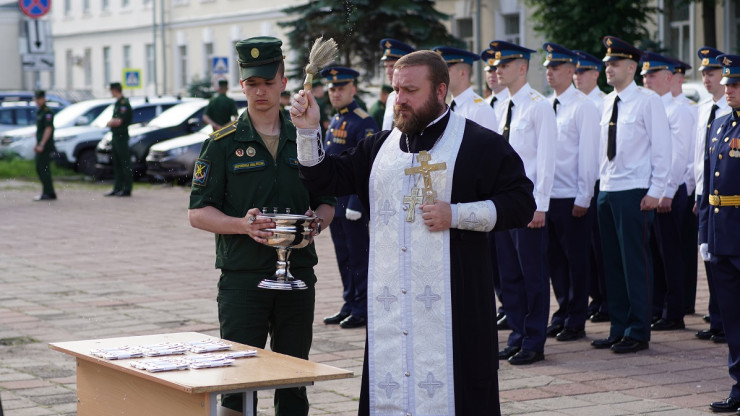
[319,66,378,329]
[481,48,510,125]
[105,82,133,197]
[379,38,415,130]
[188,36,335,415]
[369,84,392,129]
[202,79,238,131]
[32,90,56,201]
[702,54,740,414]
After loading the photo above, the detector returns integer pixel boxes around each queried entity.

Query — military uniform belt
[709,195,740,207]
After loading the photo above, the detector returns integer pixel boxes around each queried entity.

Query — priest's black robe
[299,111,535,415]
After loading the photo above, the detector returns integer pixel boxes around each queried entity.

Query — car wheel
[76,149,97,177]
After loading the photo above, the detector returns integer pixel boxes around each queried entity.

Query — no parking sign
[19,0,51,18]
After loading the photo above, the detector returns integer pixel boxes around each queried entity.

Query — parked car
[0,101,64,134]
[53,96,185,176]
[0,98,114,159]
[146,107,245,182]
[682,81,712,103]
[0,91,72,107]
[95,99,208,178]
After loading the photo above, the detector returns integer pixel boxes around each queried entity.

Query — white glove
[345,208,362,221]
[700,243,711,262]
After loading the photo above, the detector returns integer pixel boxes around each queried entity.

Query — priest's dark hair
[394,50,450,92]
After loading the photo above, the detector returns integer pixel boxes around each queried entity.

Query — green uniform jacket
[189,111,335,286]
[205,93,238,126]
[369,100,385,130]
[35,105,55,152]
[111,97,132,139]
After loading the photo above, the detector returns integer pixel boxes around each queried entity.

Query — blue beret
[320,66,359,86]
[488,40,535,65]
[573,50,604,73]
[639,51,675,76]
[433,46,480,66]
[542,42,578,67]
[602,36,641,62]
[697,46,724,71]
[717,54,740,85]
[480,48,497,71]
[379,39,415,61]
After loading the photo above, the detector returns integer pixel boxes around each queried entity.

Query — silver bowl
[257,214,315,290]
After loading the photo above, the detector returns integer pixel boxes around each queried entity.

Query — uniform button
[401,288,407,294]
[405,372,410,377]
[725,137,730,142]
[402,206,408,211]
[715,190,719,195]
[719,154,723,160]
[403,330,408,335]
[326,141,331,146]
[715,171,720,177]
[715,208,720,213]
[401,246,407,252]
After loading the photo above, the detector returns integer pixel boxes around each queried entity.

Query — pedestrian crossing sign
[122,68,142,89]
[212,57,229,75]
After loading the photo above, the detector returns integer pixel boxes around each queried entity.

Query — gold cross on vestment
[402,188,424,222]
[404,151,447,205]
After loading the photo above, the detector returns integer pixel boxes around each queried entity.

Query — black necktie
[450,100,457,111]
[490,96,497,109]
[607,96,620,161]
[553,98,560,115]
[503,100,514,142]
[705,104,719,153]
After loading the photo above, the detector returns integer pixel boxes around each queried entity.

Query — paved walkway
[0,180,732,415]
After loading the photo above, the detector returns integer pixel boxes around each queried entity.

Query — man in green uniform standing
[369,84,392,128]
[187,36,335,415]
[202,79,238,130]
[105,82,133,197]
[32,90,56,201]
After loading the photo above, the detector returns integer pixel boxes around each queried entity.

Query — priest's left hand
[420,200,451,232]
[527,211,546,228]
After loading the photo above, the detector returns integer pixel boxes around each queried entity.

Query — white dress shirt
[382,90,396,130]
[586,87,606,113]
[485,88,510,130]
[660,92,695,198]
[548,85,601,207]
[499,83,557,211]
[694,95,730,198]
[450,86,498,133]
[599,81,671,198]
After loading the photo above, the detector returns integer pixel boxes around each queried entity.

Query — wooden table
[49,332,353,416]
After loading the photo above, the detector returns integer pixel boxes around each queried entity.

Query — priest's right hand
[290,90,320,130]
[243,208,275,244]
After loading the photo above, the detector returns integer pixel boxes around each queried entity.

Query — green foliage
[0,155,77,180]
[279,0,464,80]
[187,76,214,99]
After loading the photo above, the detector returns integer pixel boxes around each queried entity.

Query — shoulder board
[528,91,544,102]
[209,119,238,141]
[353,107,370,119]
[473,96,485,105]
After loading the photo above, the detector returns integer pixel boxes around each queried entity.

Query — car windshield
[147,102,204,128]
[91,105,114,128]
[52,101,98,126]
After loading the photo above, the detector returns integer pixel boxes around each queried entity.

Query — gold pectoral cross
[402,188,424,222]
[404,150,447,206]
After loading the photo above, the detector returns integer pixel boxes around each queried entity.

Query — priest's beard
[393,92,444,135]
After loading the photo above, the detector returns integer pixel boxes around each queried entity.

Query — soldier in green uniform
[369,84,393,128]
[32,90,56,201]
[187,36,335,415]
[105,82,133,197]
[202,79,238,130]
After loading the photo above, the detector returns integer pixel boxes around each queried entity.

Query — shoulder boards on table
[210,120,238,141]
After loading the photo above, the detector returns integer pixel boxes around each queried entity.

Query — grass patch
[0,155,78,180]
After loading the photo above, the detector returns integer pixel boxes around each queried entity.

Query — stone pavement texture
[0,180,733,415]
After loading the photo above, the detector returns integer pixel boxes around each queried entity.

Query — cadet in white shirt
[590,36,671,354]
[434,46,498,133]
[542,43,600,342]
[573,50,611,324]
[490,40,557,365]
[482,48,511,124]
[640,52,693,331]
[379,39,415,131]
[693,46,731,343]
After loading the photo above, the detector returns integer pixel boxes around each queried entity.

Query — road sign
[26,19,50,53]
[122,68,142,89]
[21,53,54,71]
[212,57,228,75]
[19,0,51,19]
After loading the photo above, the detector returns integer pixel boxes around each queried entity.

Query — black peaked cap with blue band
[573,50,604,73]
[379,39,415,61]
[489,40,536,66]
[319,66,359,87]
[480,48,497,71]
[717,54,740,85]
[640,51,676,76]
[542,42,578,67]
[697,46,725,71]
[668,56,692,75]
[433,46,480,66]
[602,36,641,63]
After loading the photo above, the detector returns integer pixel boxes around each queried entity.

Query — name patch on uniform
[193,159,211,187]
[234,160,265,172]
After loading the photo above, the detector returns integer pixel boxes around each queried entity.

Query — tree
[279,0,463,81]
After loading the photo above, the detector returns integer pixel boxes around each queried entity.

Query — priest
[290,50,535,415]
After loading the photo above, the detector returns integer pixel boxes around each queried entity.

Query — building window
[203,42,214,79]
[454,17,474,53]
[103,46,111,86]
[146,44,155,85]
[502,13,520,45]
[179,45,189,89]
[664,0,691,63]
[123,45,131,68]
[102,0,109,11]
[64,0,71,15]
[83,0,90,13]
[66,50,73,90]
[728,0,740,54]
[122,0,130,8]
[84,48,92,87]
[230,40,239,86]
